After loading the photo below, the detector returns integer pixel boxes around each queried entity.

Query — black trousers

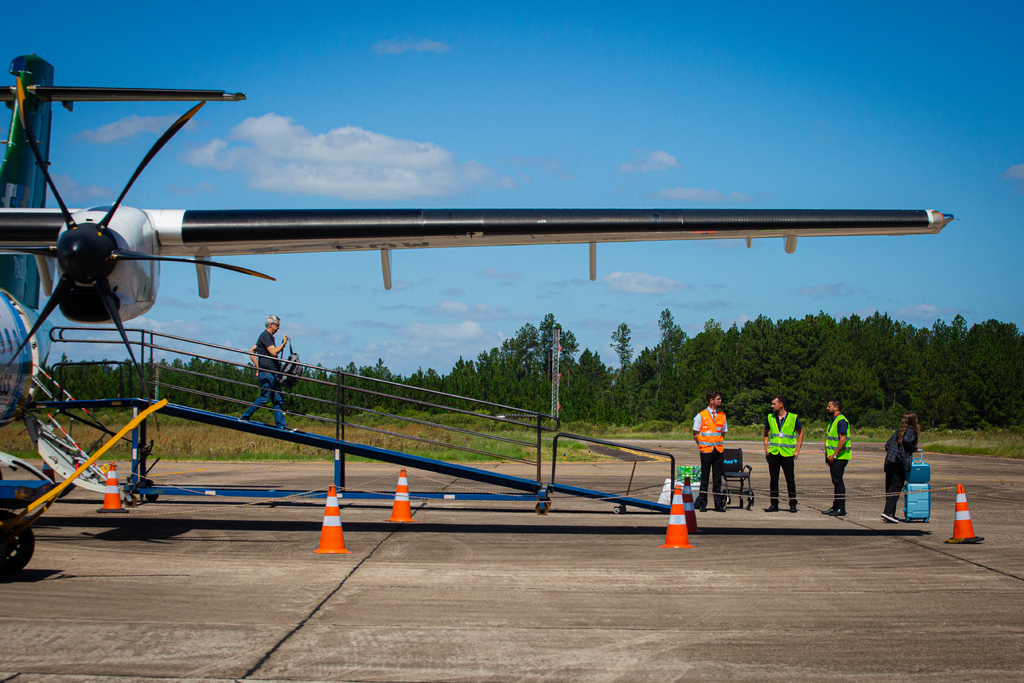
[883,460,907,517]
[767,452,797,506]
[697,449,725,509]
[829,458,848,511]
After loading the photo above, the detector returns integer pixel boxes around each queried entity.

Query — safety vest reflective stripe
[697,409,727,452]
[825,414,853,460]
[768,412,799,457]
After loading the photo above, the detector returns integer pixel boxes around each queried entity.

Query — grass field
[3,409,1021,461]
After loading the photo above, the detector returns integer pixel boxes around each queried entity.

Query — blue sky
[11,1,1024,373]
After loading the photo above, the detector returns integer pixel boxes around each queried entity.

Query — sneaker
[764,505,780,512]
[881,513,900,524]
[280,426,298,433]
[238,416,251,423]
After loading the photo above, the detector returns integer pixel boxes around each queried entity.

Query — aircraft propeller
[0,77,275,394]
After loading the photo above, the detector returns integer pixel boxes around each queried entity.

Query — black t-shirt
[255,330,280,371]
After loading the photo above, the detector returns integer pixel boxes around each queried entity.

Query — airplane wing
[0,207,953,257]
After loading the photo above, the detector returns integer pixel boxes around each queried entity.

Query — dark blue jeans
[241,371,286,428]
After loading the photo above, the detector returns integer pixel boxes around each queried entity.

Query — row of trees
[50,312,1024,430]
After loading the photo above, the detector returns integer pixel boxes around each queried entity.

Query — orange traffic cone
[97,462,127,513]
[386,469,415,522]
[944,484,984,544]
[314,485,351,554]
[660,484,693,549]
[681,477,701,534]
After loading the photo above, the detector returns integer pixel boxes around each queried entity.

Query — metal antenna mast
[550,327,561,417]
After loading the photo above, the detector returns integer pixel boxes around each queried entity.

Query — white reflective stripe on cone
[395,492,410,501]
[955,511,972,521]
[322,516,342,526]
[326,496,339,507]
[672,496,683,506]
[668,515,685,526]
[956,493,967,503]
[398,477,408,486]
[105,485,119,493]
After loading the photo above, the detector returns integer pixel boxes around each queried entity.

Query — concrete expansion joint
[240,524,403,680]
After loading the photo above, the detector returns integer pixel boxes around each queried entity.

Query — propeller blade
[0,245,56,256]
[93,276,151,399]
[15,77,76,229]
[110,250,275,281]
[99,102,206,230]
[0,275,73,378]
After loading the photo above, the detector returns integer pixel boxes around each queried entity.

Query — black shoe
[764,505,780,512]
[822,508,835,515]
[713,506,727,513]
[699,505,707,513]
[832,510,847,517]
[789,504,798,513]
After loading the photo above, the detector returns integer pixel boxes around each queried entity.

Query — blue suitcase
[904,482,930,522]
[907,454,930,484]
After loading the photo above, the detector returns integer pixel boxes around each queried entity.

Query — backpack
[279,342,304,389]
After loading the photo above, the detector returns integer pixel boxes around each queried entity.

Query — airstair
[33,327,675,514]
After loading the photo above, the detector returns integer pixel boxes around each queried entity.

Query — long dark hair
[898,413,923,442]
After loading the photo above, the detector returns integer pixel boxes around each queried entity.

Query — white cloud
[75,114,179,144]
[373,38,450,54]
[426,301,527,321]
[651,186,752,203]
[352,320,500,368]
[478,268,521,282]
[166,181,216,196]
[179,113,512,200]
[618,150,679,174]
[283,322,351,346]
[1004,163,1024,179]
[892,304,975,321]
[602,271,691,295]
[52,174,112,202]
[1005,163,1024,192]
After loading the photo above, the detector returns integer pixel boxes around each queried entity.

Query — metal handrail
[47,325,560,481]
[52,360,133,399]
[550,433,675,491]
[51,325,561,423]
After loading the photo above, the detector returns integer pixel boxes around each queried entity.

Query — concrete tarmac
[2,441,1023,682]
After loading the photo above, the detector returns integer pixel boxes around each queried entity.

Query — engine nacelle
[55,206,161,324]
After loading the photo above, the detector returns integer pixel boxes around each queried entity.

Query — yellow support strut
[1,399,168,541]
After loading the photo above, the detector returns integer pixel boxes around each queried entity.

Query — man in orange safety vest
[692,390,728,512]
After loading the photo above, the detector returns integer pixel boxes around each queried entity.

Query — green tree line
[47,311,1024,430]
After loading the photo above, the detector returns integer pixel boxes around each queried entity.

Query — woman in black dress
[881,413,922,523]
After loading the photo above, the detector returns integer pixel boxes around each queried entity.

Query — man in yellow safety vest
[762,394,804,513]
[692,390,728,512]
[823,398,852,516]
